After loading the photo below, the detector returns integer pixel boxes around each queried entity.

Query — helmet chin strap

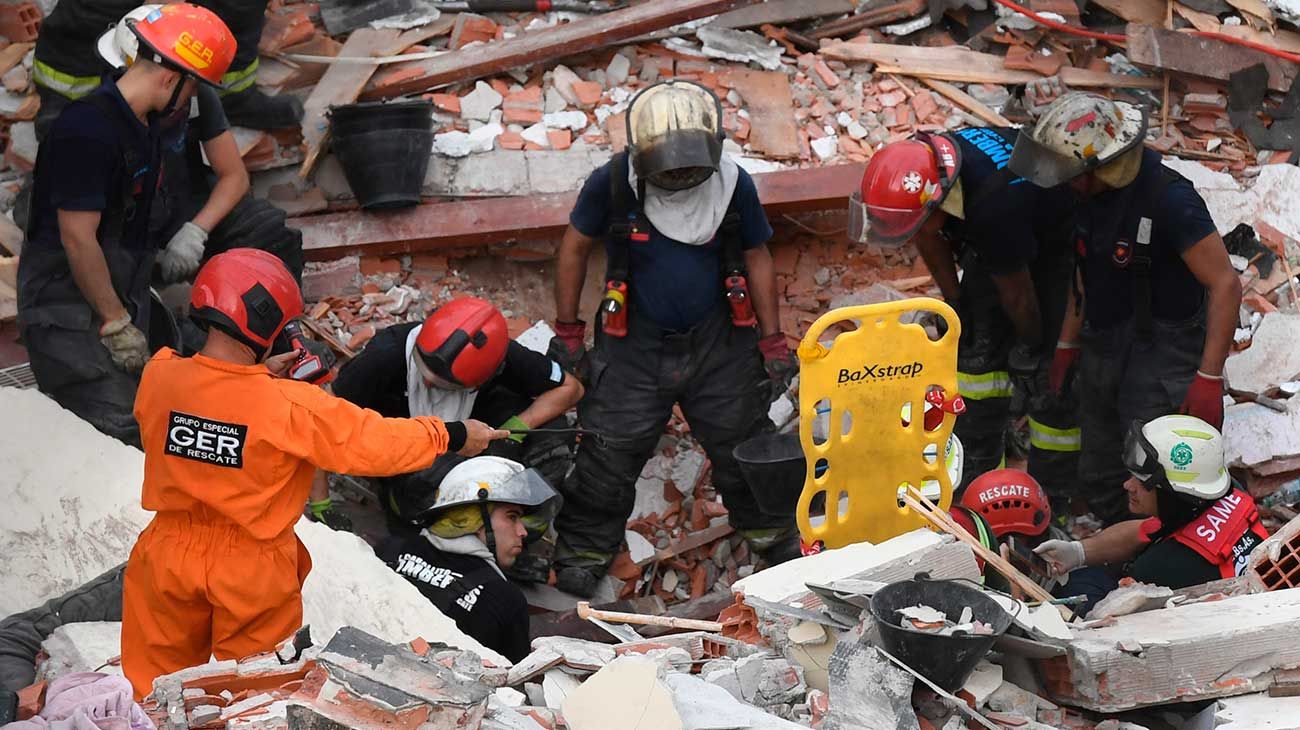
[477,489,498,565]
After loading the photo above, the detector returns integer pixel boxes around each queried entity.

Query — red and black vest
[1148,488,1269,580]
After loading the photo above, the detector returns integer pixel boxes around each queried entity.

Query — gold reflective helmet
[625,80,724,191]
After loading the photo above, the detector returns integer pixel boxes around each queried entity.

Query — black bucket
[328,100,434,210]
[734,433,807,515]
[870,575,1015,692]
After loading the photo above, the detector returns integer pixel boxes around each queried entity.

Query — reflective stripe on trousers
[1028,416,1081,453]
[32,60,99,99]
[219,59,259,96]
[957,370,1013,401]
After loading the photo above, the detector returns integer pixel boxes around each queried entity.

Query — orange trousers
[121,511,312,699]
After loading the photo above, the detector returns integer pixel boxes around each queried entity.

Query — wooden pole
[902,487,1056,604]
[576,601,724,633]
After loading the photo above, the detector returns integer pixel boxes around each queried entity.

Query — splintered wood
[719,69,800,160]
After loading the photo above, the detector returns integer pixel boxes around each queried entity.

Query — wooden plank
[1126,23,1299,92]
[919,78,1012,127]
[822,41,1163,89]
[0,42,32,78]
[1089,0,1165,25]
[360,0,752,100]
[288,163,864,261]
[718,69,800,160]
[707,0,853,29]
[298,28,403,180]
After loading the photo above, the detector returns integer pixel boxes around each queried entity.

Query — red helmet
[130,3,236,87]
[190,249,303,358]
[848,132,961,246]
[414,297,508,389]
[960,469,1051,538]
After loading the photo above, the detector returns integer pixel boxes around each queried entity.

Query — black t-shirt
[380,534,531,662]
[945,127,1075,276]
[1075,149,1218,329]
[1127,538,1222,589]
[332,322,566,420]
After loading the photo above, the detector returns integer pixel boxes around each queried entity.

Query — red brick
[911,91,938,122]
[430,93,461,115]
[409,637,431,656]
[489,78,511,97]
[569,80,603,109]
[301,257,360,301]
[359,256,401,276]
[547,129,572,150]
[349,325,377,350]
[811,60,841,89]
[450,14,498,50]
[410,253,448,273]
[259,8,313,54]
[497,131,525,150]
[502,107,543,125]
[17,681,44,720]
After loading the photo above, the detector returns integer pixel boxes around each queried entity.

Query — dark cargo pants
[1077,309,1205,523]
[553,306,792,577]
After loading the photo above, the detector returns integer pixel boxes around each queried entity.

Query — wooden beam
[1126,23,1299,92]
[822,41,1164,89]
[361,0,753,101]
[919,78,1012,127]
[289,163,863,261]
[298,28,402,180]
[1088,0,1165,25]
[707,0,853,30]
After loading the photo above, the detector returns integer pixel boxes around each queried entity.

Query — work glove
[1033,539,1086,579]
[500,415,529,444]
[158,221,208,284]
[547,320,587,376]
[1007,340,1043,400]
[1048,341,1081,395]
[759,332,798,398]
[99,314,151,373]
[1181,370,1225,429]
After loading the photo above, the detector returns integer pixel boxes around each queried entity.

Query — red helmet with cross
[848,132,961,246]
[960,468,1051,538]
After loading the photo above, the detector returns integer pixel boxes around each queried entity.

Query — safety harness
[600,152,753,336]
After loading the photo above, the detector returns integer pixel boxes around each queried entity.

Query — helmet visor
[1122,420,1163,483]
[1008,131,1093,188]
[499,468,563,526]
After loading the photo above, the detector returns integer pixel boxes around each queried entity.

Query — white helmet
[97,5,164,70]
[430,456,560,515]
[626,79,723,191]
[1010,92,1147,188]
[1123,415,1231,501]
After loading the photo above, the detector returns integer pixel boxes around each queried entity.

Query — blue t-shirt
[1075,149,1217,329]
[945,127,1075,275]
[28,78,155,254]
[569,153,774,332]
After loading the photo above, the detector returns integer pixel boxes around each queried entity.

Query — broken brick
[811,60,841,89]
[359,256,402,276]
[430,93,461,115]
[547,129,572,150]
[497,131,525,150]
[450,13,499,50]
[569,80,604,109]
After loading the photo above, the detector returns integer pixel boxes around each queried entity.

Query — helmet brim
[96,27,128,70]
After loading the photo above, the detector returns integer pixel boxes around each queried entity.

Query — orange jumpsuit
[122,349,452,699]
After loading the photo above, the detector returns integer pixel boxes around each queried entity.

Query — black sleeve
[480,583,532,663]
[492,342,566,399]
[1127,539,1222,590]
[194,85,230,143]
[332,326,409,414]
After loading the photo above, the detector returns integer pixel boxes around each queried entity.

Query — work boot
[308,498,354,532]
[221,88,304,130]
[505,539,554,585]
[555,566,601,598]
[741,526,803,568]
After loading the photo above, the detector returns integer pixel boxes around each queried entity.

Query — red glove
[1048,341,1081,394]
[547,320,587,374]
[758,332,797,385]
[552,320,586,355]
[1181,371,1225,429]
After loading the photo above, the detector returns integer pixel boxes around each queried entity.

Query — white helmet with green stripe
[1124,415,1231,501]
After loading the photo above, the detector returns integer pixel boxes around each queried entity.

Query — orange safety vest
[1167,488,1269,580]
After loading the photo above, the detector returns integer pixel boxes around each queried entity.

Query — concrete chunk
[665,673,809,730]
[824,643,918,730]
[1044,588,1300,712]
[1225,314,1300,394]
[561,656,682,730]
[38,622,123,682]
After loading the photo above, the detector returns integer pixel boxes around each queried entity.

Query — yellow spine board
[795,298,961,549]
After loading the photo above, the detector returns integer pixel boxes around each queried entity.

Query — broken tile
[561,657,682,730]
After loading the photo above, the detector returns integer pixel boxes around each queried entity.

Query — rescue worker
[949,468,1064,592]
[121,249,506,698]
[547,80,798,598]
[1034,415,1266,612]
[850,129,1080,505]
[94,5,305,290]
[1010,93,1242,523]
[331,296,584,580]
[380,456,561,663]
[18,3,236,446]
[34,0,301,138]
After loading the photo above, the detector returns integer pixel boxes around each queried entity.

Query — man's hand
[458,419,510,456]
[158,221,208,283]
[1033,539,1086,577]
[1049,341,1081,395]
[265,348,303,378]
[1181,371,1225,429]
[547,320,587,375]
[759,332,797,393]
[99,314,151,373]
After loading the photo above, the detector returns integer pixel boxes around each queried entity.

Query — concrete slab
[449,149,529,196]
[1215,692,1300,728]
[1044,587,1300,712]
[665,673,808,730]
[561,657,682,730]
[1224,397,1300,469]
[1225,314,1300,394]
[38,622,124,682]
[824,642,918,730]
[525,149,604,195]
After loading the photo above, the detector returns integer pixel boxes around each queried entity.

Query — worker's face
[155,70,197,114]
[486,505,527,568]
[1067,172,1107,199]
[1123,475,1159,517]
